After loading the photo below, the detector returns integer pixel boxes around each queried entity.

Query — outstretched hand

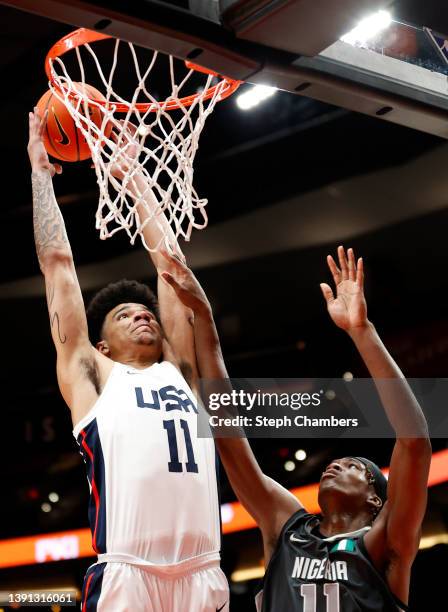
[159,250,211,316]
[320,246,368,333]
[27,108,62,177]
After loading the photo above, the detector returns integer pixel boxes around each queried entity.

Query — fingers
[29,108,39,131]
[320,283,334,304]
[356,257,364,289]
[38,109,48,138]
[29,107,47,137]
[160,248,181,267]
[110,130,129,147]
[337,245,349,280]
[336,246,364,287]
[160,271,178,287]
[327,255,341,286]
[160,271,187,302]
[123,120,138,137]
[159,247,187,268]
[110,129,133,150]
[347,247,356,282]
[112,120,138,142]
[116,119,138,134]
[110,130,120,143]
[34,106,44,128]
[328,246,359,285]
[160,270,183,297]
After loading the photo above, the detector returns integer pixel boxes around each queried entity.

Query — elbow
[39,248,73,274]
[398,436,432,456]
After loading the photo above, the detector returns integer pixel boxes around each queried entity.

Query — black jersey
[256,509,408,612]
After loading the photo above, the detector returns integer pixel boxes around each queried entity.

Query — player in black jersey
[159,246,432,611]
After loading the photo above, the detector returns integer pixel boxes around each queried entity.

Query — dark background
[0,0,447,610]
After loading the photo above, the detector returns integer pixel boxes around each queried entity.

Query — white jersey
[73,361,221,565]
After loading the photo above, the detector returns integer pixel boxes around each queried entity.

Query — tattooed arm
[28,109,96,415]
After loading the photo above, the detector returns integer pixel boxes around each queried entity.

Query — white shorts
[81,553,229,612]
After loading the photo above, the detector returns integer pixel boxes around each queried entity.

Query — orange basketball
[36,83,110,162]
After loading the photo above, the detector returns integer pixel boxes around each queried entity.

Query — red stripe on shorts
[82,571,95,612]
[80,429,101,553]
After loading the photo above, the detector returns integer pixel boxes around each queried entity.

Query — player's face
[319,457,372,506]
[101,303,163,356]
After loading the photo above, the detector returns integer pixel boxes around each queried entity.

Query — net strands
[49,38,228,251]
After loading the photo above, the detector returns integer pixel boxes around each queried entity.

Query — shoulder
[59,349,114,426]
[262,510,317,591]
[274,508,316,546]
[284,507,313,529]
[160,344,196,389]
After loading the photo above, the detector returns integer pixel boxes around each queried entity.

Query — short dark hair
[86,279,160,345]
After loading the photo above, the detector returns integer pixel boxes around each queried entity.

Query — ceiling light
[231,566,265,582]
[284,460,295,472]
[236,85,277,110]
[341,10,392,46]
[220,503,234,524]
[295,449,307,461]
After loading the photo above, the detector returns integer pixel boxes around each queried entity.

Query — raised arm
[159,253,302,556]
[28,109,96,418]
[321,246,431,600]
[111,128,197,383]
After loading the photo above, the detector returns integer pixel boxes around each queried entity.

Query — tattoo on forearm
[32,172,69,264]
[47,284,67,344]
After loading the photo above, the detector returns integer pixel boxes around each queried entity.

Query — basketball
[36,83,110,162]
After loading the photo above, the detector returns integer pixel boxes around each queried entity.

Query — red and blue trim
[77,420,107,554]
[81,562,106,611]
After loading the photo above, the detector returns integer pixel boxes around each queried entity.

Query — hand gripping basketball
[35,83,111,162]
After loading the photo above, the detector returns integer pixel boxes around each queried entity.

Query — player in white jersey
[27,110,228,611]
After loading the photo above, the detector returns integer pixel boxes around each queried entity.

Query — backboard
[2,0,448,137]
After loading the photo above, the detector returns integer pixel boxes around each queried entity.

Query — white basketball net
[49,38,232,251]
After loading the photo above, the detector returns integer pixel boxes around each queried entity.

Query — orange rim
[45,28,242,112]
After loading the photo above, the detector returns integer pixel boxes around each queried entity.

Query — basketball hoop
[45,28,242,251]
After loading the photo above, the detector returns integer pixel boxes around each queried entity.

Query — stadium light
[295,449,307,461]
[340,10,392,46]
[236,85,277,110]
